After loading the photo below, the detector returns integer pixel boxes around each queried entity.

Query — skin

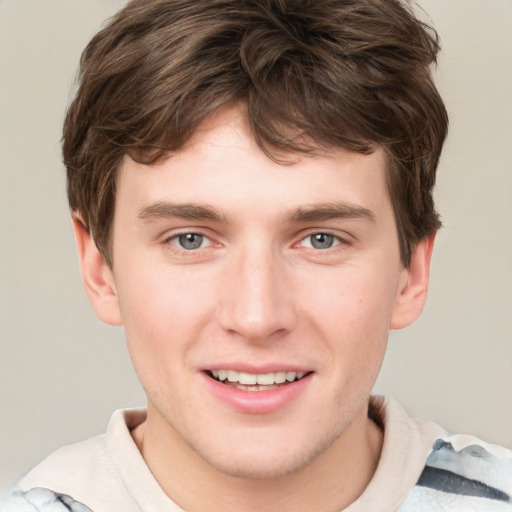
[74,106,434,511]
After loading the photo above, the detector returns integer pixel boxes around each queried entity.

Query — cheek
[298,265,398,395]
[303,266,399,340]
[115,265,217,370]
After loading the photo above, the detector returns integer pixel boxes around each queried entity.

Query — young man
[6,0,511,511]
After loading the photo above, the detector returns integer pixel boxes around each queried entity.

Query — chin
[205,450,312,480]
[195,427,341,481]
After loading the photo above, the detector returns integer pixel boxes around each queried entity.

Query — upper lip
[201,364,312,374]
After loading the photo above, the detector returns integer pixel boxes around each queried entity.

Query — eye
[301,233,341,250]
[171,233,210,250]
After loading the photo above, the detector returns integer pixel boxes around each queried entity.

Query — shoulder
[399,433,512,511]
[8,433,122,512]
[13,431,114,495]
[8,409,147,512]
[353,397,512,512]
[5,488,93,512]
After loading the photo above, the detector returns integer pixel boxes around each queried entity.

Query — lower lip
[201,372,313,414]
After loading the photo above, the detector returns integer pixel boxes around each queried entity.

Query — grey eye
[178,233,204,250]
[309,233,336,249]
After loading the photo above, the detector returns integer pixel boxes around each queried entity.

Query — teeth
[239,372,257,385]
[256,373,275,385]
[275,372,287,384]
[227,370,239,382]
[210,370,307,385]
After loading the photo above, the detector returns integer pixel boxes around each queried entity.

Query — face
[83,107,429,479]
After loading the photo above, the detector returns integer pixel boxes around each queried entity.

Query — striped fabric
[398,438,512,511]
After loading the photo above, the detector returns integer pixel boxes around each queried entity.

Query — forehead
[116,107,391,221]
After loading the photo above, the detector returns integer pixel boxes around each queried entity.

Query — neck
[132,402,383,512]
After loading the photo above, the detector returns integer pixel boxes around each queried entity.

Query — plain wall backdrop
[1,0,511,501]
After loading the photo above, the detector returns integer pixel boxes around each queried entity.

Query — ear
[72,216,122,326]
[390,234,435,330]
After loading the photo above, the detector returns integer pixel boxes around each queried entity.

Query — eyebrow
[138,202,225,222]
[284,203,375,223]
[137,201,375,225]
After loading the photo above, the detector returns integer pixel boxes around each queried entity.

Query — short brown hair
[63,0,448,267]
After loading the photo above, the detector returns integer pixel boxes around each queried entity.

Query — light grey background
[1,0,511,501]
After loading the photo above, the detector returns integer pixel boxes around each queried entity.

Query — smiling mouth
[206,369,309,391]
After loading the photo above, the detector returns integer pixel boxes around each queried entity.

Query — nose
[217,243,298,342]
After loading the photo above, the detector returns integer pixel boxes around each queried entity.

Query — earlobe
[390,234,436,330]
[72,216,122,326]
